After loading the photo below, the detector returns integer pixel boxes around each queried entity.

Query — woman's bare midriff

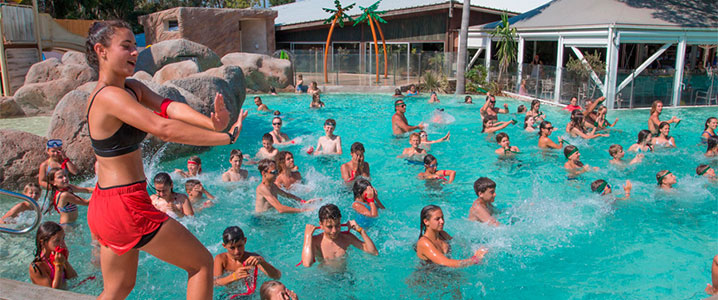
[95,150,146,188]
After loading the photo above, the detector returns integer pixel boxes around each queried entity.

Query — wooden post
[0,8,10,96]
[32,0,43,60]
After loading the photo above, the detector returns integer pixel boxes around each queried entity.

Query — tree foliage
[490,13,517,90]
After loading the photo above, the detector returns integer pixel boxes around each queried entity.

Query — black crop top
[87,85,148,157]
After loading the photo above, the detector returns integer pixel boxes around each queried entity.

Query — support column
[484,38,492,82]
[604,27,620,109]
[672,36,687,107]
[516,37,524,91]
[554,36,564,103]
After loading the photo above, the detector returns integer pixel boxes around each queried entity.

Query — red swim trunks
[88,181,168,255]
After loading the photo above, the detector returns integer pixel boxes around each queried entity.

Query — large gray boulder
[134,39,222,75]
[0,97,25,118]
[47,90,95,176]
[13,78,76,115]
[152,60,200,84]
[221,52,293,92]
[131,70,153,82]
[24,58,62,85]
[0,129,47,190]
[61,51,91,66]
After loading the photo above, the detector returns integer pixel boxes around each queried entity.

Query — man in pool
[392,99,425,135]
[480,95,509,120]
[300,204,378,267]
[255,159,316,213]
[469,177,500,226]
[254,96,271,112]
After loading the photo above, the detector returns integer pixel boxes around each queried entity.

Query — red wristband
[300,200,307,204]
[155,98,172,118]
[61,158,69,169]
[365,197,375,204]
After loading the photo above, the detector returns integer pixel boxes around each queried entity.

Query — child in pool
[707,255,718,295]
[29,222,77,289]
[524,115,537,133]
[706,136,718,158]
[213,226,281,288]
[256,133,279,160]
[222,149,249,182]
[275,151,302,189]
[416,204,488,267]
[312,118,342,155]
[418,130,450,150]
[45,168,91,226]
[150,172,194,218]
[495,132,519,157]
[174,156,202,178]
[608,144,643,165]
[185,179,214,207]
[591,179,632,200]
[260,280,298,300]
[628,130,654,152]
[696,164,716,180]
[429,92,440,103]
[255,159,316,213]
[301,204,378,267]
[653,122,676,148]
[418,154,456,184]
[351,178,385,219]
[310,93,325,108]
[0,183,41,224]
[564,146,598,176]
[701,117,717,143]
[340,142,371,183]
[399,132,427,159]
[468,177,500,226]
[481,117,515,134]
[517,105,526,114]
[538,121,564,149]
[254,96,271,112]
[38,139,79,188]
[656,170,677,190]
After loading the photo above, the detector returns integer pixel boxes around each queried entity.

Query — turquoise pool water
[0,93,716,299]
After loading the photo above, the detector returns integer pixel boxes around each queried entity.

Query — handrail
[0,189,42,235]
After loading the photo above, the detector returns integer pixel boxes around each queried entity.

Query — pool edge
[0,278,95,300]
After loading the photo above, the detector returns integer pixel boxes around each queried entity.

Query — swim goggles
[698,167,712,176]
[657,171,672,185]
[47,139,62,148]
[594,181,609,194]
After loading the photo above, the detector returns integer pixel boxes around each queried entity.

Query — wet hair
[254,96,261,102]
[273,110,281,116]
[394,88,402,95]
[153,172,172,185]
[481,118,494,133]
[636,130,651,144]
[352,178,372,199]
[649,100,663,115]
[318,204,341,222]
[262,133,274,142]
[350,142,365,154]
[523,115,533,129]
[418,204,442,241]
[275,151,293,173]
[85,20,132,71]
[188,156,202,173]
[590,179,607,193]
[259,280,284,300]
[184,179,200,193]
[563,145,578,159]
[538,121,552,136]
[530,99,540,111]
[658,122,670,132]
[312,93,321,102]
[24,182,41,195]
[222,226,246,244]
[517,105,526,113]
[32,221,64,269]
[570,109,586,132]
[257,159,276,173]
[696,164,711,175]
[409,132,420,141]
[707,136,718,152]
[656,170,670,185]
[229,149,243,161]
[324,118,336,127]
[44,168,66,214]
[705,117,717,130]
[495,132,508,144]
[423,154,437,166]
[608,144,622,157]
[464,96,472,103]
[473,177,496,195]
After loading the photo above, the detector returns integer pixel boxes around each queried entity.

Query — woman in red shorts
[85,20,247,299]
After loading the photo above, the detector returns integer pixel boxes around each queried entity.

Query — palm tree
[491,13,517,91]
[455,0,470,94]
[354,0,387,83]
[322,0,355,83]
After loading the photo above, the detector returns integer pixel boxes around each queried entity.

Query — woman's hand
[211,93,230,131]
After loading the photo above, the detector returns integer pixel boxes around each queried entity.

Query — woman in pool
[351,178,385,220]
[525,99,545,121]
[341,142,370,183]
[393,88,403,98]
[464,96,473,104]
[86,20,247,299]
[418,130,450,149]
[29,221,77,289]
[38,139,78,187]
[399,132,427,160]
[566,110,607,139]
[481,118,515,134]
[275,151,302,189]
[656,170,677,190]
[538,121,565,149]
[562,97,581,112]
[310,93,325,108]
[213,226,281,288]
[428,92,440,103]
[590,106,619,130]
[524,115,538,132]
[45,168,91,226]
[175,155,202,178]
[495,132,519,156]
[702,117,717,143]
[653,122,676,148]
[268,117,294,145]
[628,130,654,152]
[648,100,680,135]
[706,136,718,158]
[564,145,597,175]
[418,154,456,184]
[415,205,488,267]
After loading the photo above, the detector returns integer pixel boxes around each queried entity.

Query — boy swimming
[150,172,194,218]
[222,149,249,182]
[256,134,279,160]
[312,119,342,155]
[255,159,316,213]
[185,179,214,208]
[399,132,427,160]
[591,179,632,200]
[608,144,643,165]
[468,177,500,226]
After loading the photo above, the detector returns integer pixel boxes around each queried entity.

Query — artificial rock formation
[221,52,293,93]
[134,39,221,75]
[0,129,48,190]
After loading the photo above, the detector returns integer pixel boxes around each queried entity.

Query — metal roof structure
[272,0,549,27]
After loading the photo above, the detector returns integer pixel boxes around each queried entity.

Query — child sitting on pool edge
[213,226,281,289]
[469,177,500,226]
[301,204,378,267]
[590,179,632,200]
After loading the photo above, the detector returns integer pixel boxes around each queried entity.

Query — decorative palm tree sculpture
[322,0,355,83]
[354,0,387,83]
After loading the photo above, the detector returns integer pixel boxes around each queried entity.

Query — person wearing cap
[696,164,716,181]
[656,170,677,190]
[392,99,426,135]
[590,179,632,200]
[38,139,79,188]
[563,145,598,176]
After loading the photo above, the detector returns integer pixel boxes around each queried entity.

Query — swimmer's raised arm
[301,224,318,267]
[260,187,307,214]
[346,220,378,255]
[417,239,486,268]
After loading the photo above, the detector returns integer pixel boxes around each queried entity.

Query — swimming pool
[0,93,716,299]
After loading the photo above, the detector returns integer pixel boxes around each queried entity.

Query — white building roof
[272,0,549,26]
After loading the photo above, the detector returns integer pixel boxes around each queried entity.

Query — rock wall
[221,52,293,93]
[0,129,47,190]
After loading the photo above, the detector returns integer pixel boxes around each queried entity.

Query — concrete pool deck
[0,278,94,299]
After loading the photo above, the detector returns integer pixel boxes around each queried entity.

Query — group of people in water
[0,20,716,299]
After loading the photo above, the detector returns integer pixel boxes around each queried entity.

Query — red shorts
[88,181,168,255]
